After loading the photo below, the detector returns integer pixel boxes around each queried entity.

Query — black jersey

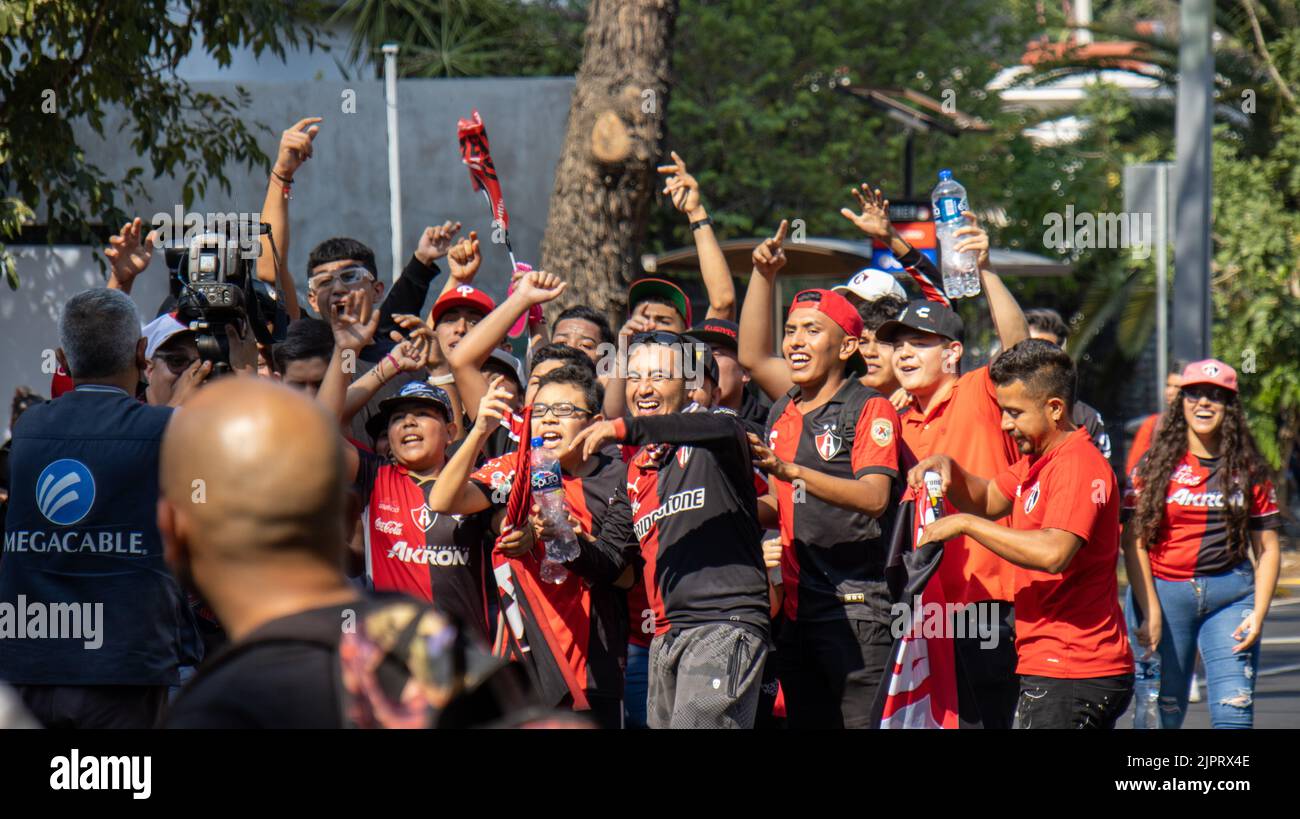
[571,409,770,640]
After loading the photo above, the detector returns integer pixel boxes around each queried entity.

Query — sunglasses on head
[629,330,686,347]
[1182,385,1233,404]
[308,265,374,291]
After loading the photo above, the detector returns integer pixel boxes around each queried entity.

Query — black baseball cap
[688,318,739,353]
[874,300,965,344]
[376,381,454,424]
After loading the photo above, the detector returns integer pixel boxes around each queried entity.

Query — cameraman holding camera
[0,289,216,728]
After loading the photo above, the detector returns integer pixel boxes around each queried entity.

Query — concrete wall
[1,76,575,423]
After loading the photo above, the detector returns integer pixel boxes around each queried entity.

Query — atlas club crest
[814,424,842,460]
[411,504,438,533]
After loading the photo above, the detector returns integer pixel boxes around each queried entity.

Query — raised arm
[374,221,460,347]
[737,220,797,400]
[256,117,320,322]
[426,377,514,516]
[840,182,949,306]
[658,151,734,320]
[319,289,380,483]
[952,211,1028,351]
[447,268,566,422]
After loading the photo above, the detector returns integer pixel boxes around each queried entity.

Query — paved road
[1119,581,1300,729]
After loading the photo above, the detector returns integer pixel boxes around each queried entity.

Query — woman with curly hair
[1123,359,1282,728]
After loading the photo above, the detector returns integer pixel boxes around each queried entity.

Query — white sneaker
[1188,673,1202,703]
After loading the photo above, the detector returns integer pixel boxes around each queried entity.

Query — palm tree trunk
[540,0,678,327]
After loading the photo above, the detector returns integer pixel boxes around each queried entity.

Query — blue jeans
[1145,563,1259,729]
[624,642,650,729]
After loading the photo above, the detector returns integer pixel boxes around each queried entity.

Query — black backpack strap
[763,386,800,440]
[835,380,883,445]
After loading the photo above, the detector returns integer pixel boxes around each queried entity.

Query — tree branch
[1240,0,1298,111]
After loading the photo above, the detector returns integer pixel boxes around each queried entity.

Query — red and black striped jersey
[355,448,493,640]
[572,410,770,640]
[467,448,629,701]
[765,380,902,624]
[1123,452,1281,581]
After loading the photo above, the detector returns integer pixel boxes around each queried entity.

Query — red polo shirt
[992,427,1132,678]
[899,367,1018,604]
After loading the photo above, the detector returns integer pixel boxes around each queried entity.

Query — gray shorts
[648,623,768,729]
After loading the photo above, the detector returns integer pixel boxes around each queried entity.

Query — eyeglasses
[308,266,375,292]
[1182,386,1232,405]
[531,402,592,418]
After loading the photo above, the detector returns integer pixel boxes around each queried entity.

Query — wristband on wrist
[380,353,400,382]
[689,216,713,231]
[271,169,293,200]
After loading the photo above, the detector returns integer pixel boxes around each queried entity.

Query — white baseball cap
[143,313,191,359]
[832,268,906,302]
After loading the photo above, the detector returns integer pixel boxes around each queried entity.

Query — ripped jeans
[1146,563,1260,729]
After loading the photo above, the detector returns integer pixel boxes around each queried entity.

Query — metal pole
[1173,0,1213,361]
[383,43,403,284]
[1156,163,1168,408]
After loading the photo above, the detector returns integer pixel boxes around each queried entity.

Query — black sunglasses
[1182,385,1233,404]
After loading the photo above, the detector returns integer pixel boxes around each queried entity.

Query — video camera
[164,222,288,375]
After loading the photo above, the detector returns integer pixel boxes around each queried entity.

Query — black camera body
[165,226,283,375]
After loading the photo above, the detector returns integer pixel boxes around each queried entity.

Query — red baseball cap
[430,284,496,324]
[1181,358,1238,393]
[787,288,864,339]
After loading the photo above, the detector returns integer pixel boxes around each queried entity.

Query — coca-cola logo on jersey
[373,517,403,536]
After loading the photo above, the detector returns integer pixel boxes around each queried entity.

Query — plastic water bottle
[531,438,578,578]
[931,169,981,298]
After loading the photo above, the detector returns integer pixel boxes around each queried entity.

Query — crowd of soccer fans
[0,121,1284,730]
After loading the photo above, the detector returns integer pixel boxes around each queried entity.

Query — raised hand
[840,183,894,241]
[751,219,789,279]
[330,288,380,352]
[104,217,156,289]
[274,117,322,180]
[952,211,990,270]
[415,221,463,266]
[657,150,703,217]
[514,269,567,306]
[474,374,515,435]
[388,313,439,371]
[447,230,481,283]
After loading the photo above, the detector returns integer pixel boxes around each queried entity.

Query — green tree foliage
[332,0,586,78]
[0,0,324,289]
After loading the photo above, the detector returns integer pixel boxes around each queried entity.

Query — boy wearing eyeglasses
[426,367,631,727]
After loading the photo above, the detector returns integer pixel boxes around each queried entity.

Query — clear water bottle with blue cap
[531,437,578,582]
[931,169,982,298]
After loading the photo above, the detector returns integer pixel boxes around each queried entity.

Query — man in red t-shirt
[910,340,1133,728]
